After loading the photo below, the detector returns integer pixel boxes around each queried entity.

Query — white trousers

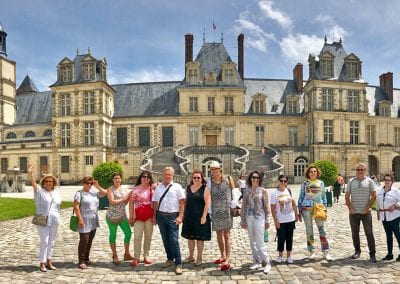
[247,215,269,263]
[36,225,58,263]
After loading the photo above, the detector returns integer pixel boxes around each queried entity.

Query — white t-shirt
[270,188,296,224]
[152,182,185,213]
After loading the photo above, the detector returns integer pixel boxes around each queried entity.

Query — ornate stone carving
[202,123,222,134]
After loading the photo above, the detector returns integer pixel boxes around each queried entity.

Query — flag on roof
[213,20,216,30]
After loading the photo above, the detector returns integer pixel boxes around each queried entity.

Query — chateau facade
[1,22,400,184]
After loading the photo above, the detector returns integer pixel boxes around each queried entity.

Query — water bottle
[264,229,269,242]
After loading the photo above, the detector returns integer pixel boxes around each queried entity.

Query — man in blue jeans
[152,166,185,274]
[345,162,377,263]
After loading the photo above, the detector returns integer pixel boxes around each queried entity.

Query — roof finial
[203,28,205,43]
[76,48,79,55]
[324,35,327,43]
[221,32,224,43]
[88,47,91,55]
[339,37,342,44]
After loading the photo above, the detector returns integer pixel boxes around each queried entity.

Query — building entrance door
[206,135,217,146]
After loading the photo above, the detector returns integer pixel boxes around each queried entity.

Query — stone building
[1,22,400,185]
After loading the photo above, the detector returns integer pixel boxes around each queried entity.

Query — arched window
[24,131,36,138]
[294,157,308,177]
[6,132,16,139]
[43,129,52,137]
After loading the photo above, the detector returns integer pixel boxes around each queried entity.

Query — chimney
[185,33,193,64]
[380,72,393,102]
[238,33,244,79]
[293,63,303,93]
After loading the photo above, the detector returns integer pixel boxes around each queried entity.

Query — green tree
[314,160,338,187]
[92,162,124,188]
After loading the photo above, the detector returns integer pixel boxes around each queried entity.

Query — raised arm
[27,164,38,192]
[92,180,107,198]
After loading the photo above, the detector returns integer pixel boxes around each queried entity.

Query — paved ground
[1,184,399,283]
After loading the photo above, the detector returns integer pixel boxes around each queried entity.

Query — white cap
[209,161,221,169]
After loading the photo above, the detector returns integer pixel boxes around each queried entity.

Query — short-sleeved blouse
[74,189,100,233]
[106,186,129,220]
[34,187,61,226]
[210,176,233,231]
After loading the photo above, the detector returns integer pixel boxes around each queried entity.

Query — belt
[157,211,178,216]
[379,209,390,212]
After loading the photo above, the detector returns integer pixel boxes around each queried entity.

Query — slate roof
[16,75,39,94]
[15,91,52,124]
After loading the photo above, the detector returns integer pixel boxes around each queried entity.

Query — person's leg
[196,240,204,262]
[286,221,295,257]
[157,213,173,261]
[119,219,133,259]
[37,225,50,269]
[253,217,269,264]
[106,217,120,263]
[246,215,259,263]
[349,214,362,254]
[133,220,145,260]
[276,223,285,257]
[315,219,329,251]
[391,217,400,251]
[85,229,96,264]
[223,229,231,264]
[382,221,393,256]
[216,230,226,260]
[361,212,376,256]
[78,232,90,264]
[143,219,154,261]
[187,240,195,260]
[166,214,181,265]
[46,225,58,266]
[302,210,315,253]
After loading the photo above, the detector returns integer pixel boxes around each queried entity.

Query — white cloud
[279,34,322,64]
[258,0,293,31]
[313,14,350,42]
[108,67,182,85]
[234,16,276,53]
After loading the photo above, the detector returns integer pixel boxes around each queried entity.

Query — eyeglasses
[251,176,260,179]
[44,180,53,183]
[141,175,149,179]
[193,176,201,180]
[84,182,93,185]
[356,169,365,172]
[279,180,288,183]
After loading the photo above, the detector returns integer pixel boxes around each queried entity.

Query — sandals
[79,263,88,269]
[124,254,134,261]
[143,258,153,265]
[130,259,139,267]
[39,265,47,272]
[46,263,57,270]
[183,256,195,263]
[194,259,202,266]
[214,258,226,264]
[112,256,121,265]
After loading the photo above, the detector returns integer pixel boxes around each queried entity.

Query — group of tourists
[28,161,400,274]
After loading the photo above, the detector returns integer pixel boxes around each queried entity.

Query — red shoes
[220,263,231,271]
[214,258,225,264]
[130,259,139,267]
[143,258,153,265]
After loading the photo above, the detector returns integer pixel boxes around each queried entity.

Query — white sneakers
[324,251,333,261]
[275,256,282,263]
[309,251,316,260]
[263,262,271,273]
[249,262,262,270]
[286,256,294,264]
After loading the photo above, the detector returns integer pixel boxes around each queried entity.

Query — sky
[1,0,400,91]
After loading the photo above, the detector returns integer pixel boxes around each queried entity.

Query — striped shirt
[346,176,376,214]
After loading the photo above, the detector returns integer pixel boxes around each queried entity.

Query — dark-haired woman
[376,173,400,261]
[106,172,132,265]
[129,171,156,266]
[73,177,107,269]
[181,170,211,266]
[270,174,298,264]
[240,171,271,273]
[298,164,332,261]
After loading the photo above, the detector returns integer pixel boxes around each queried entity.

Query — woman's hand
[298,213,303,222]
[200,215,206,224]
[79,219,84,228]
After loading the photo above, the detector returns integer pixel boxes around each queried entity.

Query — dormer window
[82,62,95,80]
[378,102,391,117]
[60,64,73,82]
[321,59,333,78]
[286,97,299,114]
[346,60,359,80]
[222,62,237,85]
[186,62,200,85]
[253,100,264,114]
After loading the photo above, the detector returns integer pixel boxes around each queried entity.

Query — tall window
[208,97,215,112]
[60,93,71,116]
[346,60,359,79]
[321,89,334,111]
[82,63,95,80]
[321,59,333,77]
[223,68,235,84]
[225,97,233,112]
[225,126,234,145]
[1,158,8,173]
[350,121,359,144]
[294,157,308,177]
[379,104,390,117]
[117,128,127,147]
[84,122,95,146]
[139,127,150,147]
[61,156,70,173]
[323,120,333,144]
[348,90,359,112]
[254,100,264,114]
[84,91,95,114]
[189,97,198,112]
[395,127,400,147]
[255,126,264,147]
[188,68,199,85]
[85,155,94,165]
[189,126,199,145]
[40,156,48,174]
[19,157,27,173]
[61,123,71,147]
[287,100,297,114]
[367,125,376,146]
[288,126,297,146]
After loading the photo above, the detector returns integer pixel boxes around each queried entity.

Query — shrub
[314,160,338,187]
[92,162,124,188]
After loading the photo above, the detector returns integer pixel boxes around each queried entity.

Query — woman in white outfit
[28,165,61,272]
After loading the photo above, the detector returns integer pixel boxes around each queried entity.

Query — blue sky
[1,0,400,91]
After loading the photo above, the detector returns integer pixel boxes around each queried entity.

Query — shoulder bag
[156,184,173,212]
[69,190,82,232]
[32,198,53,226]
[135,187,154,221]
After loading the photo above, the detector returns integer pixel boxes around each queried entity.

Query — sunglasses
[193,176,201,180]
[44,180,54,183]
[356,169,365,172]
[251,176,260,179]
[141,175,150,178]
[84,182,93,185]
[279,180,288,183]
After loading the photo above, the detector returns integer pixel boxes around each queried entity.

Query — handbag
[32,214,48,226]
[32,198,53,226]
[109,216,124,224]
[70,190,83,232]
[135,187,154,221]
[313,203,327,221]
